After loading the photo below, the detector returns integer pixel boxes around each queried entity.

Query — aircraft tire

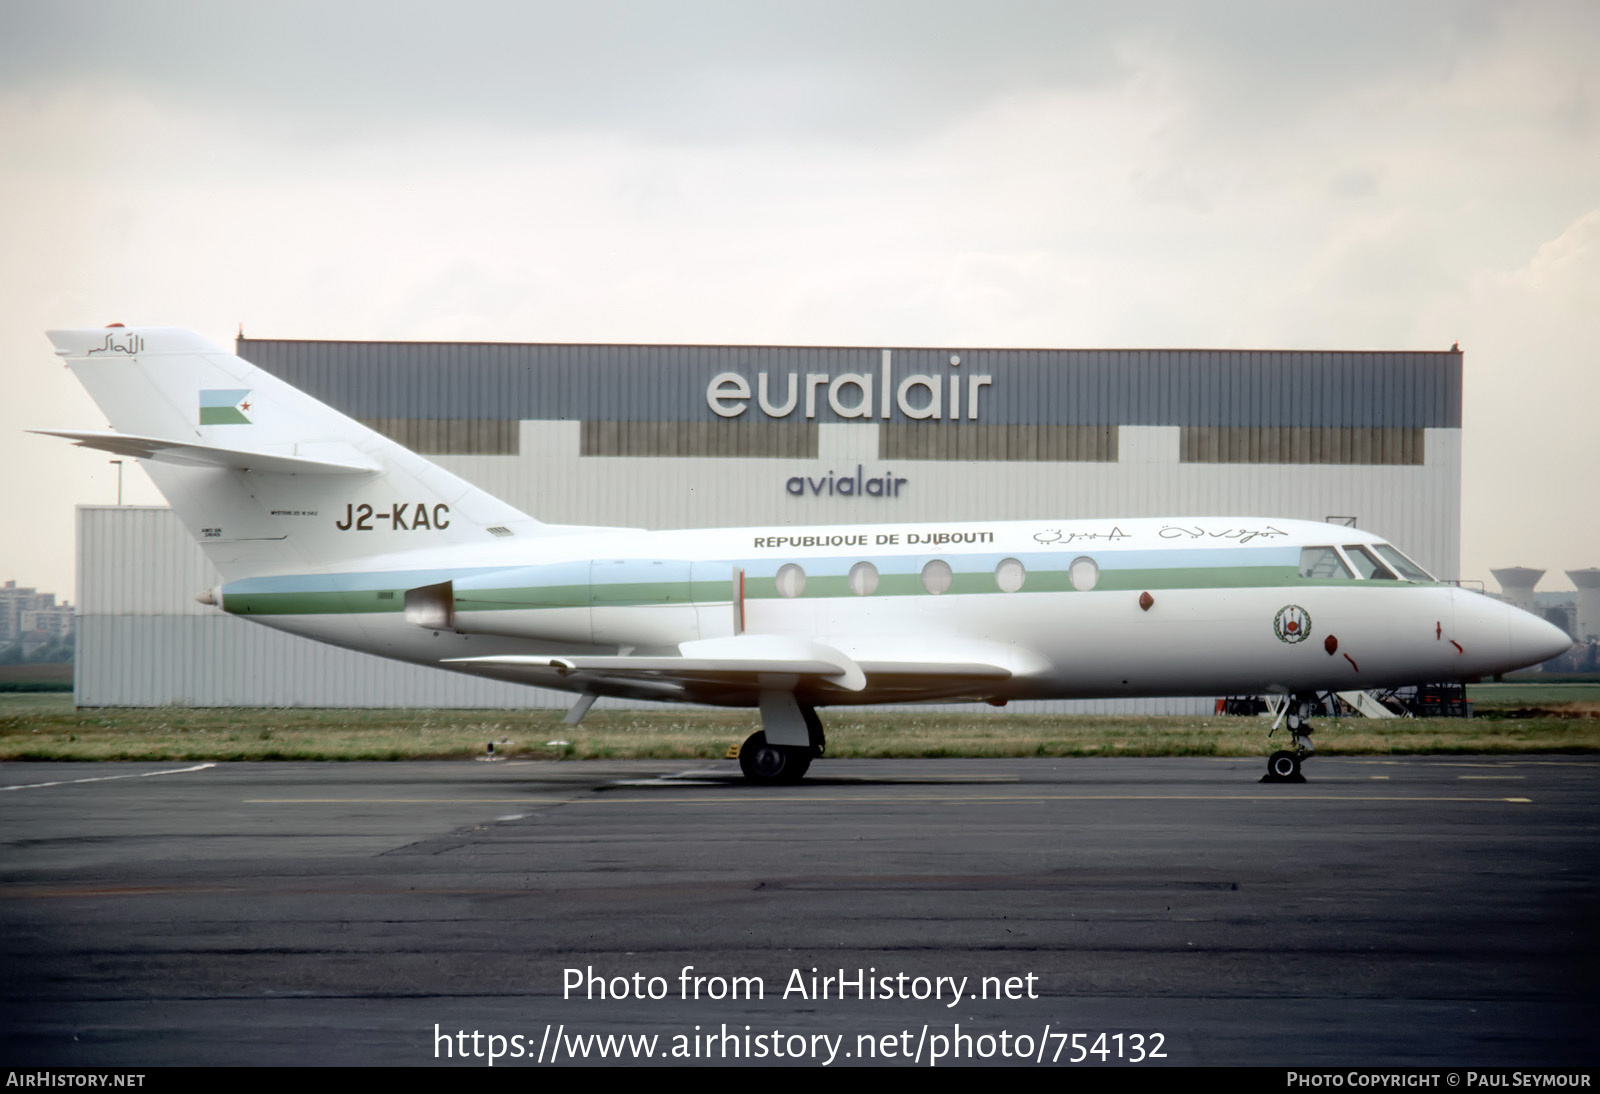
[738,731,812,784]
[1266,750,1302,780]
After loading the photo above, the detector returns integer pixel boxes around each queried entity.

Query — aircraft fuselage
[213,515,1562,708]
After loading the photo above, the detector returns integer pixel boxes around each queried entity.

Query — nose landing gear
[1266,749,1303,780]
[1262,694,1316,783]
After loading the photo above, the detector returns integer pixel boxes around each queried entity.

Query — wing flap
[854,660,1013,679]
[449,654,848,686]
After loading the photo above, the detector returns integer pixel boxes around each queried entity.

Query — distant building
[1,580,74,646]
[1486,583,1592,672]
[1532,592,1577,639]
[21,606,74,640]
[1531,590,1590,672]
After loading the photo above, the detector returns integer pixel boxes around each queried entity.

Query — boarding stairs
[1335,690,1404,719]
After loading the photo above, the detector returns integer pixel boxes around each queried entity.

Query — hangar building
[75,337,1464,710]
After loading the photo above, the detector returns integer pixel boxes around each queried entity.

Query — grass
[1,691,1595,763]
[1465,681,1600,707]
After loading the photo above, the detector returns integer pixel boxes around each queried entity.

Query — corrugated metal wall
[73,507,567,708]
[431,423,1459,581]
[241,340,1462,429]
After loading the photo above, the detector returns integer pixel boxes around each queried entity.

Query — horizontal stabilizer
[32,429,380,475]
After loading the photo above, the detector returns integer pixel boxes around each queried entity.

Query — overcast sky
[2,0,1596,601]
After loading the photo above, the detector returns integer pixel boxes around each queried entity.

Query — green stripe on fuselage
[221,562,1405,617]
[224,589,400,616]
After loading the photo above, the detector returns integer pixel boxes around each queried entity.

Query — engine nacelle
[404,559,730,647]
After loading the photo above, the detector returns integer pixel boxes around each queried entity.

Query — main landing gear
[737,731,814,784]
[738,696,825,785]
[1262,694,1316,783]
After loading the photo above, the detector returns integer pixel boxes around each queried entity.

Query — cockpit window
[1344,545,1397,580]
[1374,544,1434,582]
[1299,546,1353,580]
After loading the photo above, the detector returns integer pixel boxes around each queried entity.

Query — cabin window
[775,563,806,598]
[921,559,953,595]
[1069,555,1099,592]
[994,557,1026,593]
[1344,545,1397,580]
[1374,544,1433,582]
[1299,546,1353,580]
[848,560,879,596]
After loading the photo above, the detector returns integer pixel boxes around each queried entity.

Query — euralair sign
[706,350,993,421]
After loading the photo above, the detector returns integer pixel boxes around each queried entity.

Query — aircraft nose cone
[1507,608,1574,670]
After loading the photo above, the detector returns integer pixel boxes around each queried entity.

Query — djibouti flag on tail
[199,389,252,425]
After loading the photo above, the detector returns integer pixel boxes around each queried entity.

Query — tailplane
[43,326,553,579]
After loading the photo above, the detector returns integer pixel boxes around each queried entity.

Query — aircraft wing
[446,635,1014,702]
[450,635,868,690]
[31,429,379,475]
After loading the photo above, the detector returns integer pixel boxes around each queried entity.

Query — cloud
[0,0,1131,143]
[4,0,1575,146]
[1437,210,1600,582]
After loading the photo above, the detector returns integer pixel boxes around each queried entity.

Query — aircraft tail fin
[45,326,551,579]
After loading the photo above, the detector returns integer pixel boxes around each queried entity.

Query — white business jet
[37,327,1572,783]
